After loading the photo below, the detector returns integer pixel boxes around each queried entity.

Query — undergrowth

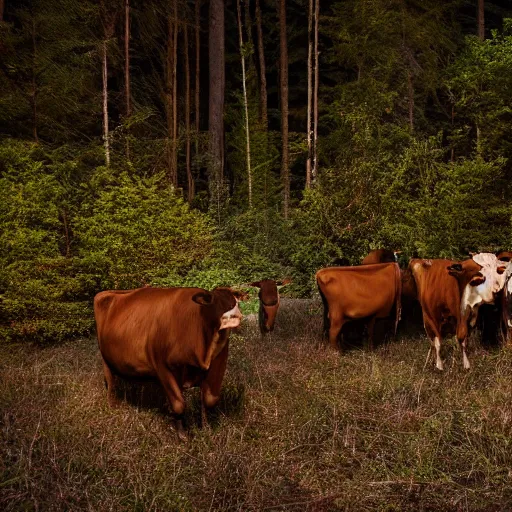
[2,299,512,511]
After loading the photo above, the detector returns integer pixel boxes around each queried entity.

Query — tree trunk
[451,105,455,162]
[195,0,201,158]
[100,1,117,167]
[306,0,313,189]
[476,121,482,156]
[102,40,110,165]
[209,0,225,212]
[407,69,414,131]
[166,15,176,184]
[279,0,289,218]
[124,0,131,160]
[61,210,71,258]
[185,25,194,202]
[0,0,5,22]
[478,0,484,41]
[255,0,267,128]
[237,0,252,208]
[172,4,178,188]
[311,0,319,184]
[31,18,39,143]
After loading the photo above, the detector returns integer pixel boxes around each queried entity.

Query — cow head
[471,253,508,300]
[250,279,291,333]
[250,279,277,305]
[192,287,245,330]
[447,260,488,321]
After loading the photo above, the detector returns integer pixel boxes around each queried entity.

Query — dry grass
[2,299,512,511]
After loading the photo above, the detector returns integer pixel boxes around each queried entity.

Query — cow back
[316,263,401,324]
[362,249,396,265]
[94,287,226,377]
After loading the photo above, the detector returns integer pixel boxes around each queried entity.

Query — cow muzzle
[220,303,242,330]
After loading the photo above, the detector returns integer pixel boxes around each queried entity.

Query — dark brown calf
[250,279,291,334]
[362,249,398,265]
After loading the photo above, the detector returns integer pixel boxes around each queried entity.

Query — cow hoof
[107,395,121,408]
[435,362,444,371]
[176,429,188,442]
[173,419,188,442]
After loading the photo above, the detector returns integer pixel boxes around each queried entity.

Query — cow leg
[423,315,443,371]
[366,317,377,351]
[459,338,471,370]
[200,343,229,427]
[102,360,119,407]
[156,367,187,440]
[328,312,345,351]
[457,314,471,370]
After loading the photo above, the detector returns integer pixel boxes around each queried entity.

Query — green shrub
[0,142,215,343]
[75,169,213,290]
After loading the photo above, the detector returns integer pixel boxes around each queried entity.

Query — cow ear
[470,274,486,287]
[499,256,511,262]
[231,290,250,301]
[249,281,261,288]
[447,263,463,276]
[192,292,213,305]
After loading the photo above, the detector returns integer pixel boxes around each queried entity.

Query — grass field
[2,299,512,511]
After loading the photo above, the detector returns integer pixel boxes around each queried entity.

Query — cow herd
[93,248,512,437]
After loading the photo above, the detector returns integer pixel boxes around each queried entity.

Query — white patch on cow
[506,264,512,296]
[505,265,512,329]
[462,253,509,316]
[462,347,470,370]
[434,337,443,370]
[219,303,242,330]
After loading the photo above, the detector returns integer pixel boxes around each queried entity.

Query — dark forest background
[1,0,512,343]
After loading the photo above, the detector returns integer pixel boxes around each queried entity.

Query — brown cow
[316,263,402,351]
[94,286,245,438]
[410,258,485,370]
[362,249,398,265]
[250,278,291,334]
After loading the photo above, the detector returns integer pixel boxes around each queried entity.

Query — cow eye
[470,275,486,286]
[497,267,506,275]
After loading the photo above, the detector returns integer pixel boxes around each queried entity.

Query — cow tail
[394,263,402,335]
[317,282,329,340]
[258,301,265,335]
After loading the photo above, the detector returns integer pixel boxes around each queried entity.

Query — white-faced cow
[94,286,245,438]
[468,253,509,345]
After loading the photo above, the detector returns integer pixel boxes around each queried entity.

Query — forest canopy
[1,0,512,342]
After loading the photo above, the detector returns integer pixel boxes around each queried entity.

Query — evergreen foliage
[0,1,512,342]
[0,141,214,342]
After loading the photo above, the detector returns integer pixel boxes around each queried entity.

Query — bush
[0,142,214,343]
[0,141,92,342]
[75,169,213,290]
